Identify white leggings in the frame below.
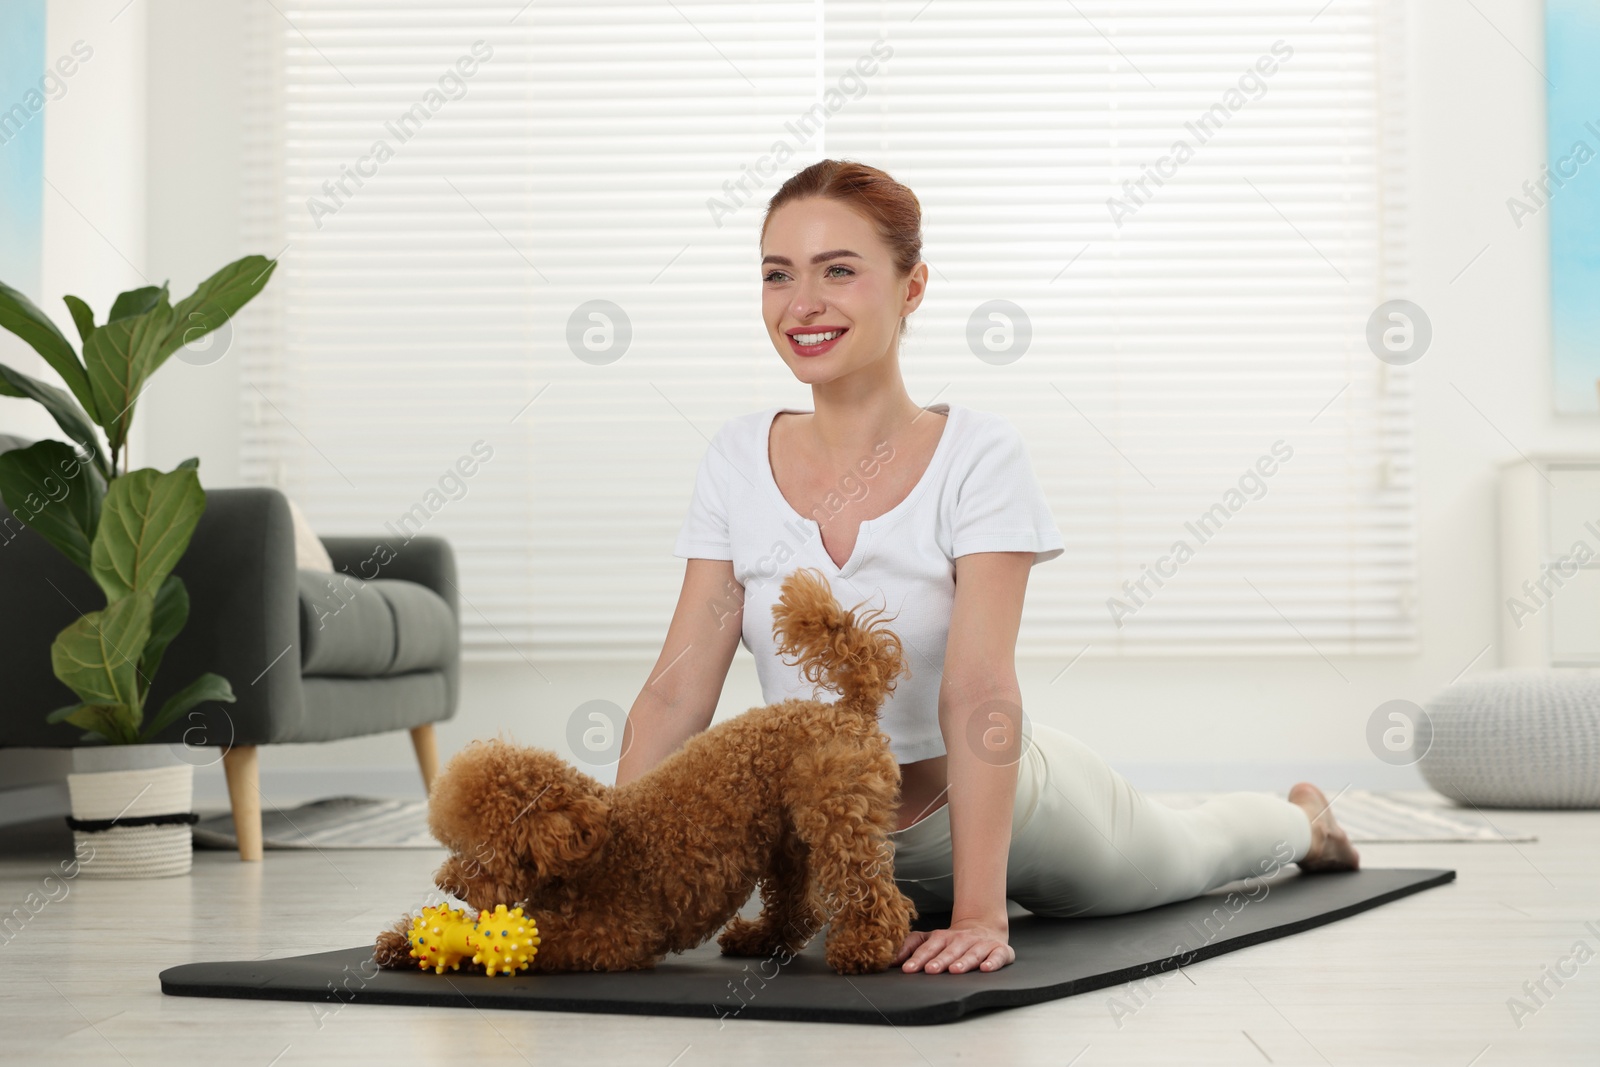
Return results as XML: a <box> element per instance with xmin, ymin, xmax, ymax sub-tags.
<box><xmin>887</xmin><ymin>722</ymin><xmax>1314</xmax><ymax>918</ymax></box>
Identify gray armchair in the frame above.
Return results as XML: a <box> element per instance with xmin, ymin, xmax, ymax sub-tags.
<box><xmin>0</xmin><ymin>434</ymin><xmax>460</xmax><ymax>860</ymax></box>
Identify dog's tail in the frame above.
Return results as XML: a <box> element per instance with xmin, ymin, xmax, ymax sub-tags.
<box><xmin>771</xmin><ymin>566</ymin><xmax>908</xmax><ymax>719</ymax></box>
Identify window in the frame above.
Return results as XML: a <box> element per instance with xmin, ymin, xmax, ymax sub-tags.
<box><xmin>240</xmin><ymin>0</ymin><xmax>1413</xmax><ymax>660</ymax></box>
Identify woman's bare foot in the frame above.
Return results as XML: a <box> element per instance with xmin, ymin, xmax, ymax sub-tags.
<box><xmin>1288</xmin><ymin>782</ymin><xmax>1360</xmax><ymax>871</ymax></box>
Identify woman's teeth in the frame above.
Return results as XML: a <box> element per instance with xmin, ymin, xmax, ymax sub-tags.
<box><xmin>794</xmin><ymin>330</ymin><xmax>843</xmax><ymax>345</ymax></box>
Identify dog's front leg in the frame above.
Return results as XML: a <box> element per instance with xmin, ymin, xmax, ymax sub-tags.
<box><xmin>434</xmin><ymin>853</ymin><xmax>525</xmax><ymax>914</ymax></box>
<box><xmin>819</xmin><ymin>847</ymin><xmax>917</xmax><ymax>974</ymax></box>
<box><xmin>793</xmin><ymin>796</ymin><xmax>917</xmax><ymax>975</ymax></box>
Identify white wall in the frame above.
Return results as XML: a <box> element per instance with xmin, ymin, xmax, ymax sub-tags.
<box><xmin>9</xmin><ymin>0</ymin><xmax>1581</xmax><ymax>803</ymax></box>
<box><xmin>1</xmin><ymin>0</ymin><xmax>146</xmax><ymax>446</ymax></box>
<box><xmin>138</xmin><ymin>0</ymin><xmax>246</xmax><ymax>485</ymax></box>
<box><xmin>42</xmin><ymin>0</ymin><xmax>147</xmax><ymax>463</ymax></box>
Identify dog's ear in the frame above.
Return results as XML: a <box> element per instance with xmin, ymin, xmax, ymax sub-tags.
<box><xmin>505</xmin><ymin>759</ymin><xmax>613</xmax><ymax>881</ymax></box>
<box><xmin>540</xmin><ymin>790</ymin><xmax>612</xmax><ymax>869</ymax></box>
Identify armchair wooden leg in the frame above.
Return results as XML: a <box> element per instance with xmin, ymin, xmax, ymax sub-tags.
<box><xmin>410</xmin><ymin>724</ymin><xmax>439</xmax><ymax>795</ymax></box>
<box><xmin>222</xmin><ymin>745</ymin><xmax>263</xmax><ymax>862</ymax></box>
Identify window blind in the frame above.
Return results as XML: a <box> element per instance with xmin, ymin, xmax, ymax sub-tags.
<box><xmin>239</xmin><ymin>0</ymin><xmax>1414</xmax><ymax>662</ymax></box>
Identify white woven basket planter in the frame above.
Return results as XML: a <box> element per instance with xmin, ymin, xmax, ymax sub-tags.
<box><xmin>1419</xmin><ymin>670</ymin><xmax>1600</xmax><ymax>809</ymax></box>
<box><xmin>67</xmin><ymin>746</ymin><xmax>196</xmax><ymax>879</ymax></box>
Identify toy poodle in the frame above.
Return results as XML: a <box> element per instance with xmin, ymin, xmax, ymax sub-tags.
<box><xmin>373</xmin><ymin>565</ymin><xmax>919</xmax><ymax>975</ymax></box>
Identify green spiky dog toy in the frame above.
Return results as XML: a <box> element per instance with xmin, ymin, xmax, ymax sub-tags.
<box><xmin>405</xmin><ymin>903</ymin><xmax>539</xmax><ymax>976</ymax></box>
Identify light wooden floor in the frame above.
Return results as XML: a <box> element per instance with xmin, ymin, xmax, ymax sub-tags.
<box><xmin>1</xmin><ymin>801</ymin><xmax>1595</xmax><ymax>1066</ymax></box>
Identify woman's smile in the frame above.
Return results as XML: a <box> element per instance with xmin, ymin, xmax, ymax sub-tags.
<box><xmin>787</xmin><ymin>325</ymin><xmax>850</xmax><ymax>357</ymax></box>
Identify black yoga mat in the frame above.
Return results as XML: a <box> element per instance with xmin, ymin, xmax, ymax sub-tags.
<box><xmin>160</xmin><ymin>867</ymin><xmax>1453</xmax><ymax>1026</ymax></box>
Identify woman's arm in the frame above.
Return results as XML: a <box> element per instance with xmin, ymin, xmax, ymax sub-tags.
<box><xmin>894</xmin><ymin>549</ymin><xmax>1035</xmax><ymax>974</ymax></box>
<box><xmin>615</xmin><ymin>558</ymin><xmax>745</xmax><ymax>786</ymax></box>
<box><xmin>944</xmin><ymin>674</ymin><xmax>1023</xmax><ymax>927</ymax></box>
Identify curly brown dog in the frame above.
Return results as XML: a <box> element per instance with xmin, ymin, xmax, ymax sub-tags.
<box><xmin>373</xmin><ymin>566</ymin><xmax>919</xmax><ymax>975</ymax></box>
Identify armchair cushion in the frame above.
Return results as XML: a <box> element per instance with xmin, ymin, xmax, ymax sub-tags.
<box><xmin>287</xmin><ymin>498</ymin><xmax>335</xmax><ymax>572</ymax></box>
<box><xmin>296</xmin><ymin>571</ymin><xmax>457</xmax><ymax>678</ymax></box>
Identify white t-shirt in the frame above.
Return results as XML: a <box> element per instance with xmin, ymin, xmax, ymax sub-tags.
<box><xmin>673</xmin><ymin>401</ymin><xmax>1065</xmax><ymax>763</ymax></box>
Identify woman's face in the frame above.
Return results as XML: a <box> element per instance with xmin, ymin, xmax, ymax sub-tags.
<box><xmin>760</xmin><ymin>196</ymin><xmax>925</xmax><ymax>384</ymax></box>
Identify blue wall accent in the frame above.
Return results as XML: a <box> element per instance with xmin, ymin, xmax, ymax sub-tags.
<box><xmin>1548</xmin><ymin>0</ymin><xmax>1600</xmax><ymax>413</ymax></box>
<box><xmin>0</xmin><ymin>0</ymin><xmax>47</xmax><ymax>302</ymax></box>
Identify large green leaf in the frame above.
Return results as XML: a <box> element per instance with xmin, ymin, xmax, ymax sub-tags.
<box><xmin>50</xmin><ymin>590</ymin><xmax>154</xmax><ymax>711</ymax></box>
<box><xmin>83</xmin><ymin>300</ymin><xmax>176</xmax><ymax>450</ymax></box>
<box><xmin>47</xmin><ymin>702</ymin><xmax>137</xmax><ymax>745</ymax></box>
<box><xmin>0</xmin><ymin>361</ymin><xmax>111</xmax><ymax>481</ymax></box>
<box><xmin>140</xmin><ymin>672</ymin><xmax>236</xmax><ymax>744</ymax></box>
<box><xmin>0</xmin><ymin>278</ymin><xmax>96</xmax><ymax>419</ymax></box>
<box><xmin>159</xmin><ymin>255</ymin><xmax>277</xmax><ymax>368</ymax></box>
<box><xmin>46</xmin><ymin>701</ymin><xmax>84</xmax><ymax>724</ymax></box>
<box><xmin>0</xmin><ymin>439</ymin><xmax>105</xmax><ymax>573</ymax></box>
<box><xmin>138</xmin><ymin>573</ymin><xmax>190</xmax><ymax>700</ymax></box>
<box><xmin>62</xmin><ymin>295</ymin><xmax>95</xmax><ymax>345</ymax></box>
<box><xmin>89</xmin><ymin>466</ymin><xmax>206</xmax><ymax>602</ymax></box>
<box><xmin>108</xmin><ymin>284</ymin><xmax>169</xmax><ymax>323</ymax></box>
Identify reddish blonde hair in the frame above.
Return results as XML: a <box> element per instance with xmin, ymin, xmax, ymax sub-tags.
<box><xmin>760</xmin><ymin>159</ymin><xmax>923</xmax><ymax>337</ymax></box>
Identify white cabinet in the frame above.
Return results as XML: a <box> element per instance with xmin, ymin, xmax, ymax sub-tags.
<box><xmin>1500</xmin><ymin>456</ymin><xmax>1600</xmax><ymax>667</ymax></box>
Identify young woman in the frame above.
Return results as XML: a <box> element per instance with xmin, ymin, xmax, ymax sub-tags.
<box><xmin>614</xmin><ymin>159</ymin><xmax>1358</xmax><ymax>978</ymax></box>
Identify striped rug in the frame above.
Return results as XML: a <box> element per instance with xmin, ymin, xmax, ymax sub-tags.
<box><xmin>193</xmin><ymin>796</ymin><xmax>437</xmax><ymax>850</ymax></box>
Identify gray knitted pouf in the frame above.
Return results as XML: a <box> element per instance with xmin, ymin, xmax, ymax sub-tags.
<box><xmin>1418</xmin><ymin>670</ymin><xmax>1600</xmax><ymax>808</ymax></box>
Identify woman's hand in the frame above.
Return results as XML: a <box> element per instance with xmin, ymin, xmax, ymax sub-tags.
<box><xmin>892</xmin><ymin>916</ymin><xmax>1014</xmax><ymax>974</ymax></box>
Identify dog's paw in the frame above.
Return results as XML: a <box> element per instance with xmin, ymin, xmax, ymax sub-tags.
<box><xmin>825</xmin><ymin>942</ymin><xmax>899</xmax><ymax>975</ymax></box>
<box><xmin>717</xmin><ymin>917</ymin><xmax>792</xmax><ymax>958</ymax></box>
<box><xmin>824</xmin><ymin>929</ymin><xmax>901</xmax><ymax>975</ymax></box>
<box><xmin>716</xmin><ymin>917</ymin><xmax>775</xmax><ymax>957</ymax></box>
<box><xmin>373</xmin><ymin>922</ymin><xmax>415</xmax><ymax>970</ymax></box>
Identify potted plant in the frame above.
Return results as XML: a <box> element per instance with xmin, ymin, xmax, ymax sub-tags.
<box><xmin>0</xmin><ymin>256</ymin><xmax>276</xmax><ymax>877</ymax></box>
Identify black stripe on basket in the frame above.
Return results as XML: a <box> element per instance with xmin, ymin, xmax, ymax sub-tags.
<box><xmin>65</xmin><ymin>811</ymin><xmax>200</xmax><ymax>833</ymax></box>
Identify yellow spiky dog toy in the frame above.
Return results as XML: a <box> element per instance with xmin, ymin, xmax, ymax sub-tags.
<box><xmin>405</xmin><ymin>903</ymin><xmax>539</xmax><ymax>976</ymax></box>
